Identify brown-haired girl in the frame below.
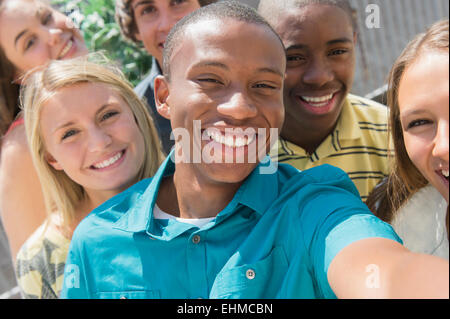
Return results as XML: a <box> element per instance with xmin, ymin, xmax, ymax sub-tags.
<box><xmin>367</xmin><ymin>20</ymin><xmax>449</xmax><ymax>259</ymax></box>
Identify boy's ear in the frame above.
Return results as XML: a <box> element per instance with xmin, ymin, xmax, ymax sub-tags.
<box><xmin>154</xmin><ymin>75</ymin><xmax>171</xmax><ymax>120</ymax></box>
<box><xmin>45</xmin><ymin>152</ymin><xmax>63</xmax><ymax>171</ymax></box>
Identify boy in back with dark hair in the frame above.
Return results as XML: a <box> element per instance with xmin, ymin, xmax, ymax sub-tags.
<box><xmin>62</xmin><ymin>1</ymin><xmax>448</xmax><ymax>299</ymax></box>
<box><xmin>115</xmin><ymin>0</ymin><xmax>217</xmax><ymax>154</ymax></box>
<box><xmin>258</xmin><ymin>0</ymin><xmax>390</xmax><ymax>201</ymax></box>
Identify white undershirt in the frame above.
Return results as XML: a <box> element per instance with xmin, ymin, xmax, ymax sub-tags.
<box><xmin>153</xmin><ymin>204</ymin><xmax>215</xmax><ymax>228</ymax></box>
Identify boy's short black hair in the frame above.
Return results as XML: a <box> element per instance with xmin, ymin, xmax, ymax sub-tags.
<box><xmin>162</xmin><ymin>0</ymin><xmax>285</xmax><ymax>80</ymax></box>
<box><xmin>258</xmin><ymin>0</ymin><xmax>357</xmax><ymax>32</ymax></box>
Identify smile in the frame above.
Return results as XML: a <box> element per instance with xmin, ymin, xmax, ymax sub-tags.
<box><xmin>204</xmin><ymin>128</ymin><xmax>256</xmax><ymax>148</ymax></box>
<box><xmin>300</xmin><ymin>94</ymin><xmax>334</xmax><ymax>107</ymax></box>
<box><xmin>441</xmin><ymin>168</ymin><xmax>449</xmax><ymax>180</ymax></box>
<box><xmin>91</xmin><ymin>151</ymin><xmax>124</xmax><ymax>169</ymax></box>
<box><xmin>58</xmin><ymin>39</ymin><xmax>73</xmax><ymax>59</ymax></box>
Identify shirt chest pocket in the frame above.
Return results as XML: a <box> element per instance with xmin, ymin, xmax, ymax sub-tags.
<box><xmin>210</xmin><ymin>246</ymin><xmax>288</xmax><ymax>299</ymax></box>
<box><xmin>94</xmin><ymin>290</ymin><xmax>160</xmax><ymax>299</ymax></box>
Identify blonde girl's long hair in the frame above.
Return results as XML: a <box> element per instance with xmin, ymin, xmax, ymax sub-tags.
<box><xmin>366</xmin><ymin>20</ymin><xmax>449</xmax><ymax>222</ymax></box>
<box><xmin>20</xmin><ymin>52</ymin><xmax>164</xmax><ymax>228</ymax></box>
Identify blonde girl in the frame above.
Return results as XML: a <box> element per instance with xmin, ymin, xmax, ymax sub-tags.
<box><xmin>16</xmin><ymin>53</ymin><xmax>163</xmax><ymax>298</ymax></box>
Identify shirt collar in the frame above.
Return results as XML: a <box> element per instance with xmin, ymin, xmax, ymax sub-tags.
<box><xmin>113</xmin><ymin>152</ymin><xmax>173</xmax><ymax>233</ymax></box>
<box><xmin>335</xmin><ymin>95</ymin><xmax>362</xmax><ymax>141</ymax></box>
<box><xmin>235</xmin><ymin>158</ymin><xmax>279</xmax><ymax>216</ymax></box>
<box><xmin>113</xmin><ymin>151</ymin><xmax>279</xmax><ymax>236</ymax></box>
<box><xmin>149</xmin><ymin>58</ymin><xmax>162</xmax><ymax>86</ymax></box>
<box><xmin>276</xmin><ymin>95</ymin><xmax>362</xmax><ymax>157</ymax></box>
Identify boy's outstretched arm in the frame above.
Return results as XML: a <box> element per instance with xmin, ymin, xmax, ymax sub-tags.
<box><xmin>328</xmin><ymin>237</ymin><xmax>449</xmax><ymax>299</ymax></box>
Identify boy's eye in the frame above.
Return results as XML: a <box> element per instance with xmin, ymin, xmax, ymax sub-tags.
<box><xmin>198</xmin><ymin>78</ymin><xmax>223</xmax><ymax>85</ymax></box>
<box><xmin>253</xmin><ymin>83</ymin><xmax>276</xmax><ymax>89</ymax></box>
<box><xmin>287</xmin><ymin>55</ymin><xmax>305</xmax><ymax>62</ymax></box>
<box><xmin>329</xmin><ymin>49</ymin><xmax>349</xmax><ymax>56</ymax></box>
<box><xmin>140</xmin><ymin>5</ymin><xmax>156</xmax><ymax>16</ymax></box>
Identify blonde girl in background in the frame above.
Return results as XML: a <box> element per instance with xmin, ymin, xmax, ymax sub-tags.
<box><xmin>15</xmin><ymin>53</ymin><xmax>163</xmax><ymax>298</ymax></box>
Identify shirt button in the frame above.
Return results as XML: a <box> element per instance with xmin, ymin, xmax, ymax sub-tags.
<box><xmin>246</xmin><ymin>269</ymin><xmax>256</xmax><ymax>280</ymax></box>
<box><xmin>192</xmin><ymin>235</ymin><xmax>201</xmax><ymax>244</ymax></box>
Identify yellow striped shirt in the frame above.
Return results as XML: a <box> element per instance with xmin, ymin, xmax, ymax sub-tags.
<box><xmin>15</xmin><ymin>217</ymin><xmax>70</xmax><ymax>299</ymax></box>
<box><xmin>272</xmin><ymin>94</ymin><xmax>391</xmax><ymax>201</ymax></box>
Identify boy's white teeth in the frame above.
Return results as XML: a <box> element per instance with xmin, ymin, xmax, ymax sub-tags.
<box><xmin>442</xmin><ymin>169</ymin><xmax>449</xmax><ymax>178</ymax></box>
<box><xmin>205</xmin><ymin>129</ymin><xmax>255</xmax><ymax>148</ymax></box>
<box><xmin>59</xmin><ymin>40</ymin><xmax>73</xmax><ymax>58</ymax></box>
<box><xmin>93</xmin><ymin>152</ymin><xmax>123</xmax><ymax>169</ymax></box>
<box><xmin>302</xmin><ymin>94</ymin><xmax>333</xmax><ymax>104</ymax></box>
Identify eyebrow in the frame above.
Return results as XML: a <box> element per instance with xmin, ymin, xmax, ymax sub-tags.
<box><xmin>285</xmin><ymin>37</ymin><xmax>354</xmax><ymax>51</ymax></box>
<box><xmin>191</xmin><ymin>61</ymin><xmax>229</xmax><ymax>70</ymax></box>
<box><xmin>52</xmin><ymin>104</ymin><xmax>114</xmax><ymax>133</ymax></box>
<box><xmin>14</xmin><ymin>30</ymin><xmax>28</xmax><ymax>48</ymax></box>
<box><xmin>14</xmin><ymin>6</ymin><xmax>45</xmax><ymax>49</ymax></box>
<box><xmin>327</xmin><ymin>37</ymin><xmax>354</xmax><ymax>45</ymax></box>
<box><xmin>190</xmin><ymin>61</ymin><xmax>284</xmax><ymax>77</ymax></box>
<box><xmin>400</xmin><ymin>108</ymin><xmax>427</xmax><ymax>119</ymax></box>
<box><xmin>133</xmin><ymin>0</ymin><xmax>154</xmax><ymax>10</ymax></box>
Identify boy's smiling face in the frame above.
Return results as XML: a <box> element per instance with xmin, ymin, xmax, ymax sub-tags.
<box><xmin>270</xmin><ymin>4</ymin><xmax>356</xmax><ymax>141</ymax></box>
<box><xmin>155</xmin><ymin>17</ymin><xmax>286</xmax><ymax>185</ymax></box>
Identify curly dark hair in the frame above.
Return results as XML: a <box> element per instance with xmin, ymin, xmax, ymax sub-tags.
<box><xmin>115</xmin><ymin>0</ymin><xmax>217</xmax><ymax>44</ymax></box>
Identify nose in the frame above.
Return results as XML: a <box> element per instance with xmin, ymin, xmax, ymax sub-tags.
<box><xmin>432</xmin><ymin>121</ymin><xmax>449</xmax><ymax>161</ymax></box>
<box><xmin>46</xmin><ymin>28</ymin><xmax>63</xmax><ymax>46</ymax></box>
<box><xmin>216</xmin><ymin>89</ymin><xmax>258</xmax><ymax>121</ymax></box>
<box><xmin>302</xmin><ymin>57</ymin><xmax>334</xmax><ymax>87</ymax></box>
<box><xmin>87</xmin><ymin>127</ymin><xmax>113</xmax><ymax>153</ymax></box>
<box><xmin>157</xmin><ymin>11</ymin><xmax>177</xmax><ymax>34</ymax></box>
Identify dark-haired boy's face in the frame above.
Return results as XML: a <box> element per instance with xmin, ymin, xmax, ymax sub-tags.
<box><xmin>271</xmin><ymin>4</ymin><xmax>356</xmax><ymax>138</ymax></box>
<box><xmin>132</xmin><ymin>0</ymin><xmax>201</xmax><ymax>66</ymax></box>
<box><xmin>155</xmin><ymin>18</ymin><xmax>285</xmax><ymax>185</ymax></box>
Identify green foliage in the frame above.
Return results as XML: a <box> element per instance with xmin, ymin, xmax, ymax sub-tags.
<box><xmin>52</xmin><ymin>0</ymin><xmax>152</xmax><ymax>86</ymax></box>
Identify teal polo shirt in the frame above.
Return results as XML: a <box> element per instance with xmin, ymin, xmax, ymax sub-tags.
<box><xmin>61</xmin><ymin>154</ymin><xmax>401</xmax><ymax>299</ymax></box>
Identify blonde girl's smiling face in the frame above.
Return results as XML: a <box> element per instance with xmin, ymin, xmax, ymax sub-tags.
<box><xmin>40</xmin><ymin>82</ymin><xmax>146</xmax><ymax>197</ymax></box>
<box><xmin>0</xmin><ymin>0</ymin><xmax>88</xmax><ymax>78</ymax></box>
<box><xmin>398</xmin><ymin>51</ymin><xmax>449</xmax><ymax>203</ymax></box>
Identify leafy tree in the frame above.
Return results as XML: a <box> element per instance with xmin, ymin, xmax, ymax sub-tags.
<box><xmin>52</xmin><ymin>0</ymin><xmax>152</xmax><ymax>86</ymax></box>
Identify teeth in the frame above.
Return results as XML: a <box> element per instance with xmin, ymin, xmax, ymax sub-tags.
<box><xmin>93</xmin><ymin>152</ymin><xmax>123</xmax><ymax>169</ymax></box>
<box><xmin>205</xmin><ymin>129</ymin><xmax>255</xmax><ymax>148</ymax></box>
<box><xmin>442</xmin><ymin>169</ymin><xmax>449</xmax><ymax>178</ymax></box>
<box><xmin>301</xmin><ymin>94</ymin><xmax>333</xmax><ymax>104</ymax></box>
<box><xmin>58</xmin><ymin>40</ymin><xmax>73</xmax><ymax>59</ymax></box>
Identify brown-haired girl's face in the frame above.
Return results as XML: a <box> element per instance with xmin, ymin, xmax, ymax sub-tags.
<box><xmin>0</xmin><ymin>0</ymin><xmax>88</xmax><ymax>80</ymax></box>
<box><xmin>398</xmin><ymin>51</ymin><xmax>449</xmax><ymax>203</ymax></box>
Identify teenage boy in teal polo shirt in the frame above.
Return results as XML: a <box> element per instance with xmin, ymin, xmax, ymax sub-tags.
<box><xmin>61</xmin><ymin>2</ymin><xmax>449</xmax><ymax>299</ymax></box>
